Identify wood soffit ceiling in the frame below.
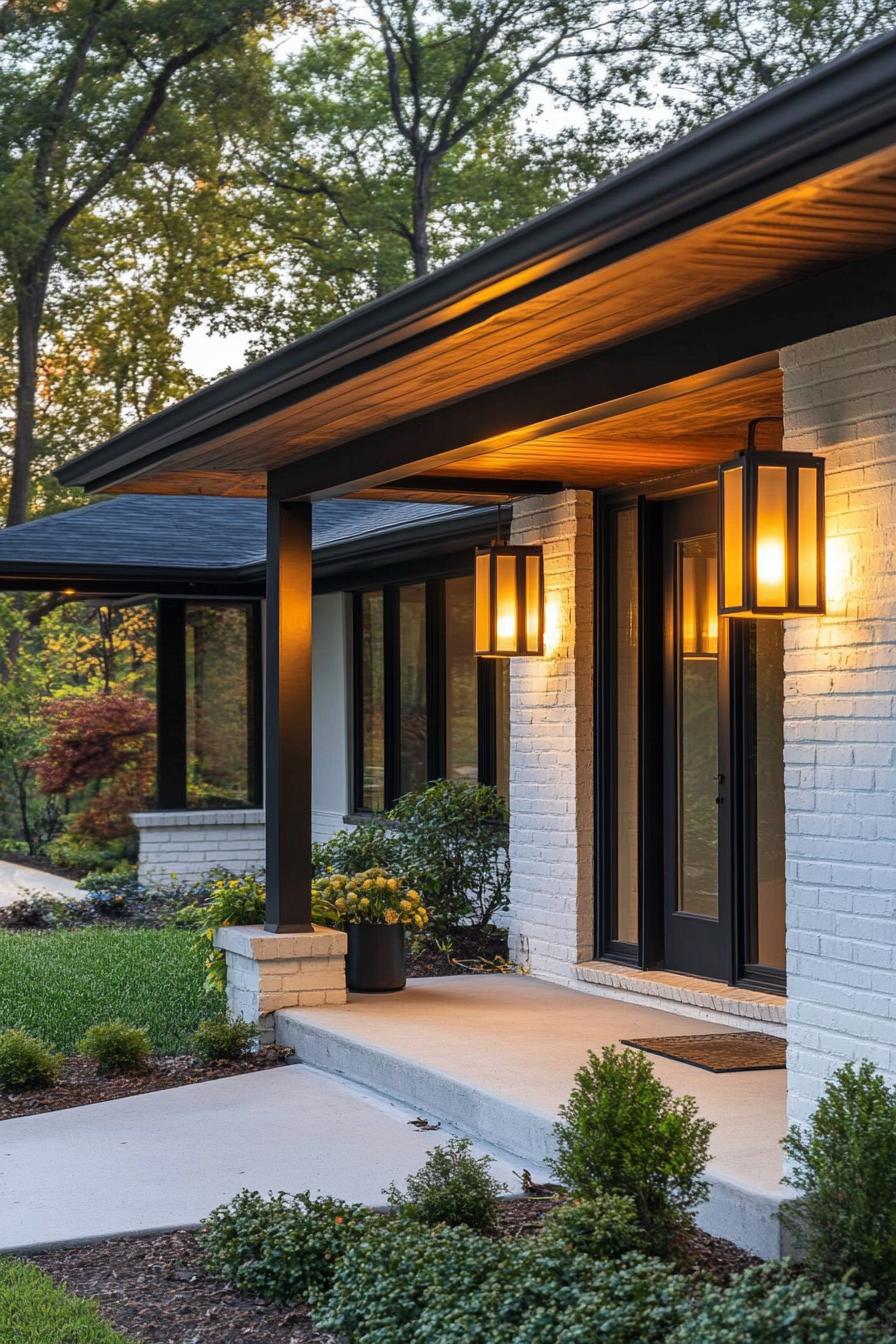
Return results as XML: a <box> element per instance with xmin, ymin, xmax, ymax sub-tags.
<box><xmin>108</xmin><ymin>144</ymin><xmax>896</xmax><ymax>500</ymax></box>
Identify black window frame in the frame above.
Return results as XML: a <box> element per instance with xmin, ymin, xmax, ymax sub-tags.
<box><xmin>351</xmin><ymin>563</ymin><xmax>505</xmax><ymax>815</ymax></box>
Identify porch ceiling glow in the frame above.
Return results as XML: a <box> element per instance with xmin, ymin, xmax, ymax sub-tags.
<box><xmin>55</xmin><ymin>33</ymin><xmax>896</xmax><ymax>505</ymax></box>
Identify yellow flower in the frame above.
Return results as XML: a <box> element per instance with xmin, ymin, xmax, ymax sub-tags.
<box><xmin>359</xmin><ymin>896</ymin><xmax>370</xmax><ymax>909</ymax></box>
<box><xmin>376</xmin><ymin>876</ymin><xmax>387</xmax><ymax>889</ymax></box>
<box><xmin>407</xmin><ymin>890</ymin><xmax>420</xmax><ymax>903</ymax></box>
<box><xmin>399</xmin><ymin>899</ymin><xmax>411</xmax><ymax>912</ymax></box>
<box><xmin>334</xmin><ymin>897</ymin><xmax>346</xmax><ymax>911</ymax></box>
<box><xmin>363</xmin><ymin>879</ymin><xmax>374</xmax><ymax>891</ymax></box>
<box><xmin>387</xmin><ymin>878</ymin><xmax>399</xmax><ymax>891</ymax></box>
<box><xmin>384</xmin><ymin>908</ymin><xmax>399</xmax><ymax>925</ymax></box>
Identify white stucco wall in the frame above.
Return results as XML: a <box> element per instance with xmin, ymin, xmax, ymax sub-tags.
<box><xmin>783</xmin><ymin>316</ymin><xmax>896</xmax><ymax>1126</ymax></box>
<box><xmin>506</xmin><ymin>490</ymin><xmax>595</xmax><ymax>981</ymax></box>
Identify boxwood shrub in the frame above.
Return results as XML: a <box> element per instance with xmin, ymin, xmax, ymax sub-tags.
<box><xmin>384</xmin><ymin>1138</ymin><xmax>506</xmax><ymax>1232</ymax></box>
<box><xmin>198</xmin><ymin>1188</ymin><xmax>374</xmax><ymax>1306</ymax></box>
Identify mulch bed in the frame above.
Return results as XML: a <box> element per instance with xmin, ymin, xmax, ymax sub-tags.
<box><xmin>26</xmin><ymin>1204</ymin><xmax>757</xmax><ymax>1344</ymax></box>
<box><xmin>0</xmin><ymin>1046</ymin><xmax>293</xmax><ymax>1121</ymax></box>
<box><xmin>407</xmin><ymin>926</ymin><xmax>510</xmax><ymax>977</ymax></box>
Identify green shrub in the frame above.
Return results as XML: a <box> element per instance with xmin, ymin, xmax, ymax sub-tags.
<box><xmin>0</xmin><ymin>1028</ymin><xmax>61</xmax><ymax>1089</ymax></box>
<box><xmin>176</xmin><ymin>871</ymin><xmax>266</xmax><ymax>992</ymax></box>
<box><xmin>198</xmin><ymin>1188</ymin><xmax>373</xmax><ymax>1306</ymax></box>
<box><xmin>550</xmin><ymin>1045</ymin><xmax>713</xmax><ymax>1251</ymax></box>
<box><xmin>315</xmin><ymin>1218</ymin><xmax>506</xmax><ymax>1343</ymax></box>
<box><xmin>539</xmin><ymin>1192</ymin><xmax>643</xmax><ymax>1259</ymax></box>
<box><xmin>313</xmin><ymin>822</ymin><xmax>398</xmax><ymax>878</ymax></box>
<box><xmin>79</xmin><ymin>1020</ymin><xmax>150</xmax><ymax>1073</ymax></box>
<box><xmin>317</xmin><ymin>1216</ymin><xmax>690</xmax><ymax>1344</ymax></box>
<box><xmin>781</xmin><ymin>1060</ymin><xmax>896</xmax><ymax>1304</ymax></box>
<box><xmin>387</xmin><ymin>780</ymin><xmax>509</xmax><ymax>936</ymax></box>
<box><xmin>384</xmin><ymin>1138</ymin><xmax>506</xmax><ymax>1232</ymax></box>
<box><xmin>670</xmin><ymin>1261</ymin><xmax>893</xmax><ymax>1344</ymax></box>
<box><xmin>191</xmin><ymin>1017</ymin><xmax>256</xmax><ymax>1061</ymax></box>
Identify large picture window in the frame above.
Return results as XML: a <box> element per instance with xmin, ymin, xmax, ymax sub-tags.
<box><xmin>353</xmin><ymin>571</ymin><xmax>510</xmax><ymax>812</ymax></box>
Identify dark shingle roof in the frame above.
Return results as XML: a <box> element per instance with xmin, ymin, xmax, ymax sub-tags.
<box><xmin>0</xmin><ymin>495</ymin><xmax>481</xmax><ymax>582</ymax></box>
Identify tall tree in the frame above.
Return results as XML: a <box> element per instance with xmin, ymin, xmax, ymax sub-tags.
<box><xmin>247</xmin><ymin>0</ymin><xmax>665</xmax><ymax>343</ymax></box>
<box><xmin>0</xmin><ymin>0</ymin><xmax>304</xmax><ymax>525</ymax></box>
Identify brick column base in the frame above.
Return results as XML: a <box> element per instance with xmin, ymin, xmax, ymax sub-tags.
<box><xmin>214</xmin><ymin>925</ymin><xmax>347</xmax><ymax>1042</ymax></box>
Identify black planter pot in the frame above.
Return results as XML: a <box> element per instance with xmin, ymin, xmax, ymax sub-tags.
<box><xmin>346</xmin><ymin>923</ymin><xmax>406</xmax><ymax>993</ymax></box>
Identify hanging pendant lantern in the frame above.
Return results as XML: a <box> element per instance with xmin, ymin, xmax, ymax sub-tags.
<box><xmin>474</xmin><ymin>539</ymin><xmax>544</xmax><ymax>657</ymax></box>
<box><xmin>718</xmin><ymin>419</ymin><xmax>825</xmax><ymax>618</ymax></box>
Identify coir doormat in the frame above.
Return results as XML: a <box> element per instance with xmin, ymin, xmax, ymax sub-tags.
<box><xmin>620</xmin><ymin>1031</ymin><xmax>786</xmax><ymax>1073</ymax></box>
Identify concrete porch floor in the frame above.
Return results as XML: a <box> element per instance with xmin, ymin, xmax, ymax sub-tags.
<box><xmin>277</xmin><ymin>974</ymin><xmax>791</xmax><ymax>1258</ymax></box>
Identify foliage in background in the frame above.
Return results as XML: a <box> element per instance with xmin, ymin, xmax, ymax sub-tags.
<box><xmin>178</xmin><ymin>870</ymin><xmax>266</xmax><ymax>993</ymax></box>
<box><xmin>0</xmin><ymin>927</ymin><xmax>223</xmax><ymax>1054</ymax></box>
<box><xmin>0</xmin><ymin>1258</ymin><xmax>136</xmax><ymax>1344</ymax></box>
<box><xmin>782</xmin><ymin>1060</ymin><xmax>896</xmax><ymax>1307</ymax></box>
<box><xmin>550</xmin><ymin>1045</ymin><xmax>714</xmax><ymax>1252</ymax></box>
<box><xmin>32</xmin><ymin>693</ymin><xmax>155</xmax><ymax>842</ymax></box>
<box><xmin>388</xmin><ymin>781</ymin><xmax>510</xmax><ymax>937</ymax></box>
<box><xmin>384</xmin><ymin>1138</ymin><xmax>506</xmax><ymax>1232</ymax></box>
<box><xmin>199</xmin><ymin>1188</ymin><xmax>375</xmax><ymax>1306</ymax></box>
<box><xmin>78</xmin><ymin>1020</ymin><xmax>151</xmax><ymax>1074</ymax></box>
<box><xmin>0</xmin><ymin>1026</ymin><xmax>61</xmax><ymax>1089</ymax></box>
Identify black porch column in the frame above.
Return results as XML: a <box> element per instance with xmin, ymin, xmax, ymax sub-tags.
<box><xmin>156</xmin><ymin>598</ymin><xmax>187</xmax><ymax>810</ymax></box>
<box><xmin>265</xmin><ymin>497</ymin><xmax>314</xmax><ymax>932</ymax></box>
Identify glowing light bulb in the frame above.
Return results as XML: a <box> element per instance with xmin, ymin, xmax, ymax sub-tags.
<box><xmin>756</xmin><ymin>540</ymin><xmax>784</xmax><ymax>586</ymax></box>
<box><xmin>497</xmin><ymin>613</ymin><xmax>516</xmax><ymax>641</ymax></box>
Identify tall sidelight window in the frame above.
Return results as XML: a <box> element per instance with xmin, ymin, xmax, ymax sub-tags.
<box><xmin>359</xmin><ymin>590</ymin><xmax>385</xmax><ymax>812</ymax></box>
<box><xmin>748</xmin><ymin>620</ymin><xmax>786</xmax><ymax>971</ymax></box>
<box><xmin>399</xmin><ymin>585</ymin><xmax>427</xmax><ymax>795</ymax></box>
<box><xmin>676</xmin><ymin>536</ymin><xmax>719</xmax><ymax>920</ymax></box>
<box><xmin>613</xmin><ymin>508</ymin><xmax>640</xmax><ymax>946</ymax></box>
<box><xmin>445</xmin><ymin>575</ymin><xmax>478</xmax><ymax>783</ymax></box>
<box><xmin>354</xmin><ymin>570</ymin><xmax>509</xmax><ymax>812</ymax></box>
<box><xmin>185</xmin><ymin>603</ymin><xmax>259</xmax><ymax>808</ymax></box>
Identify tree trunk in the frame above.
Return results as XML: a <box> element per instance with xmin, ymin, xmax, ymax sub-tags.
<box><xmin>410</xmin><ymin>156</ymin><xmax>434</xmax><ymax>278</ymax></box>
<box><xmin>7</xmin><ymin>282</ymin><xmax>46</xmax><ymax>527</ymax></box>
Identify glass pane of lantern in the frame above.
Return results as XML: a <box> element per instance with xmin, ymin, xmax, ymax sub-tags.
<box><xmin>475</xmin><ymin>552</ymin><xmax>491</xmax><ymax>653</ymax></box>
<box><xmin>495</xmin><ymin>553</ymin><xmax>518</xmax><ymax>652</ymax></box>
<box><xmin>798</xmin><ymin>467</ymin><xmax>819</xmax><ymax>608</ymax></box>
<box><xmin>722</xmin><ymin>465</ymin><xmax>744</xmax><ymax>609</ymax></box>
<box><xmin>525</xmin><ymin>553</ymin><xmax>541</xmax><ymax>652</ymax></box>
<box><xmin>755</xmin><ymin>465</ymin><xmax>788</xmax><ymax>607</ymax></box>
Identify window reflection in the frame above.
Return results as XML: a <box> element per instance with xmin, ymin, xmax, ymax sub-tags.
<box><xmin>360</xmin><ymin>591</ymin><xmax>385</xmax><ymax>812</ymax></box>
<box><xmin>185</xmin><ymin>604</ymin><xmax>253</xmax><ymax>807</ymax></box>
<box><xmin>445</xmin><ymin>575</ymin><xmax>478</xmax><ymax>783</ymax></box>
<box><xmin>399</xmin><ymin>585</ymin><xmax>427</xmax><ymax>796</ymax></box>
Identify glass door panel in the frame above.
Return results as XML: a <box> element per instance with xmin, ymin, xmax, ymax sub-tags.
<box><xmin>678</xmin><ymin>538</ymin><xmax>719</xmax><ymax>920</ymax></box>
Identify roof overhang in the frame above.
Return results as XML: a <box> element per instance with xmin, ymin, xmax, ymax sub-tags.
<box><xmin>56</xmin><ymin>32</ymin><xmax>896</xmax><ymax>502</ymax></box>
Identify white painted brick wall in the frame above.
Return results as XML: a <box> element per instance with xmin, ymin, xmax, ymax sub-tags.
<box><xmin>507</xmin><ymin>490</ymin><xmax>594</xmax><ymax>981</ymax></box>
<box><xmin>782</xmin><ymin>316</ymin><xmax>896</xmax><ymax>1126</ymax></box>
<box><xmin>132</xmin><ymin>810</ymin><xmax>266</xmax><ymax>885</ymax></box>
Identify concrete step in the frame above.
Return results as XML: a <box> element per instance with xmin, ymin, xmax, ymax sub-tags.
<box><xmin>275</xmin><ymin>1003</ymin><xmax>792</xmax><ymax>1259</ymax></box>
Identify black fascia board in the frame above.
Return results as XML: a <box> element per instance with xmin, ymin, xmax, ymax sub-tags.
<box><xmin>56</xmin><ymin>31</ymin><xmax>896</xmax><ymax>494</ymax></box>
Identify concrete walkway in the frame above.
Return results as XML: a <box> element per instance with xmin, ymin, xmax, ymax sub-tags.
<box><xmin>277</xmin><ymin>975</ymin><xmax>791</xmax><ymax>1257</ymax></box>
<box><xmin>0</xmin><ymin>1064</ymin><xmax>546</xmax><ymax>1254</ymax></box>
<box><xmin>0</xmin><ymin>858</ymin><xmax>82</xmax><ymax>908</ymax></box>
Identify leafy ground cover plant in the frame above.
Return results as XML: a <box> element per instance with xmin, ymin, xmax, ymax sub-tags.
<box><xmin>0</xmin><ymin>928</ymin><xmax>222</xmax><ymax>1054</ymax></box>
<box><xmin>384</xmin><ymin>1138</ymin><xmax>505</xmax><ymax>1232</ymax></box>
<box><xmin>177</xmin><ymin>872</ymin><xmax>266</xmax><ymax>993</ymax></box>
<box><xmin>191</xmin><ymin>1017</ymin><xmax>256</xmax><ymax>1062</ymax></box>
<box><xmin>79</xmin><ymin>1021</ymin><xmax>150</xmax><ymax>1073</ymax></box>
<box><xmin>781</xmin><ymin>1060</ymin><xmax>896</xmax><ymax>1306</ymax></box>
<box><xmin>670</xmin><ymin>1261</ymin><xmax>896</xmax><ymax>1344</ymax></box>
<box><xmin>550</xmin><ymin>1045</ymin><xmax>714</xmax><ymax>1251</ymax></box>
<box><xmin>198</xmin><ymin>1188</ymin><xmax>374</xmax><ymax>1306</ymax></box>
<box><xmin>0</xmin><ymin>1027</ymin><xmax>61</xmax><ymax>1089</ymax></box>
<box><xmin>387</xmin><ymin>780</ymin><xmax>509</xmax><ymax>939</ymax></box>
<box><xmin>0</xmin><ymin>893</ymin><xmax>69</xmax><ymax>929</ymax></box>
<box><xmin>0</xmin><ymin>1258</ymin><xmax>135</xmax><ymax>1343</ymax></box>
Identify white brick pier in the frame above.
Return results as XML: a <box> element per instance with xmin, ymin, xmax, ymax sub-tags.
<box><xmin>783</xmin><ymin>315</ymin><xmax>896</xmax><ymax>1126</ymax></box>
<box><xmin>215</xmin><ymin>924</ymin><xmax>347</xmax><ymax>1042</ymax></box>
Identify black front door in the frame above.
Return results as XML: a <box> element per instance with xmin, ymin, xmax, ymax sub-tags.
<box><xmin>662</xmin><ymin>492</ymin><xmax>731</xmax><ymax>980</ymax></box>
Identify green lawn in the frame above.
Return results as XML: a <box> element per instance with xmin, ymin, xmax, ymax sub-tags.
<box><xmin>0</xmin><ymin>1260</ymin><xmax>134</xmax><ymax>1343</ymax></box>
<box><xmin>0</xmin><ymin>928</ymin><xmax>225</xmax><ymax>1055</ymax></box>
